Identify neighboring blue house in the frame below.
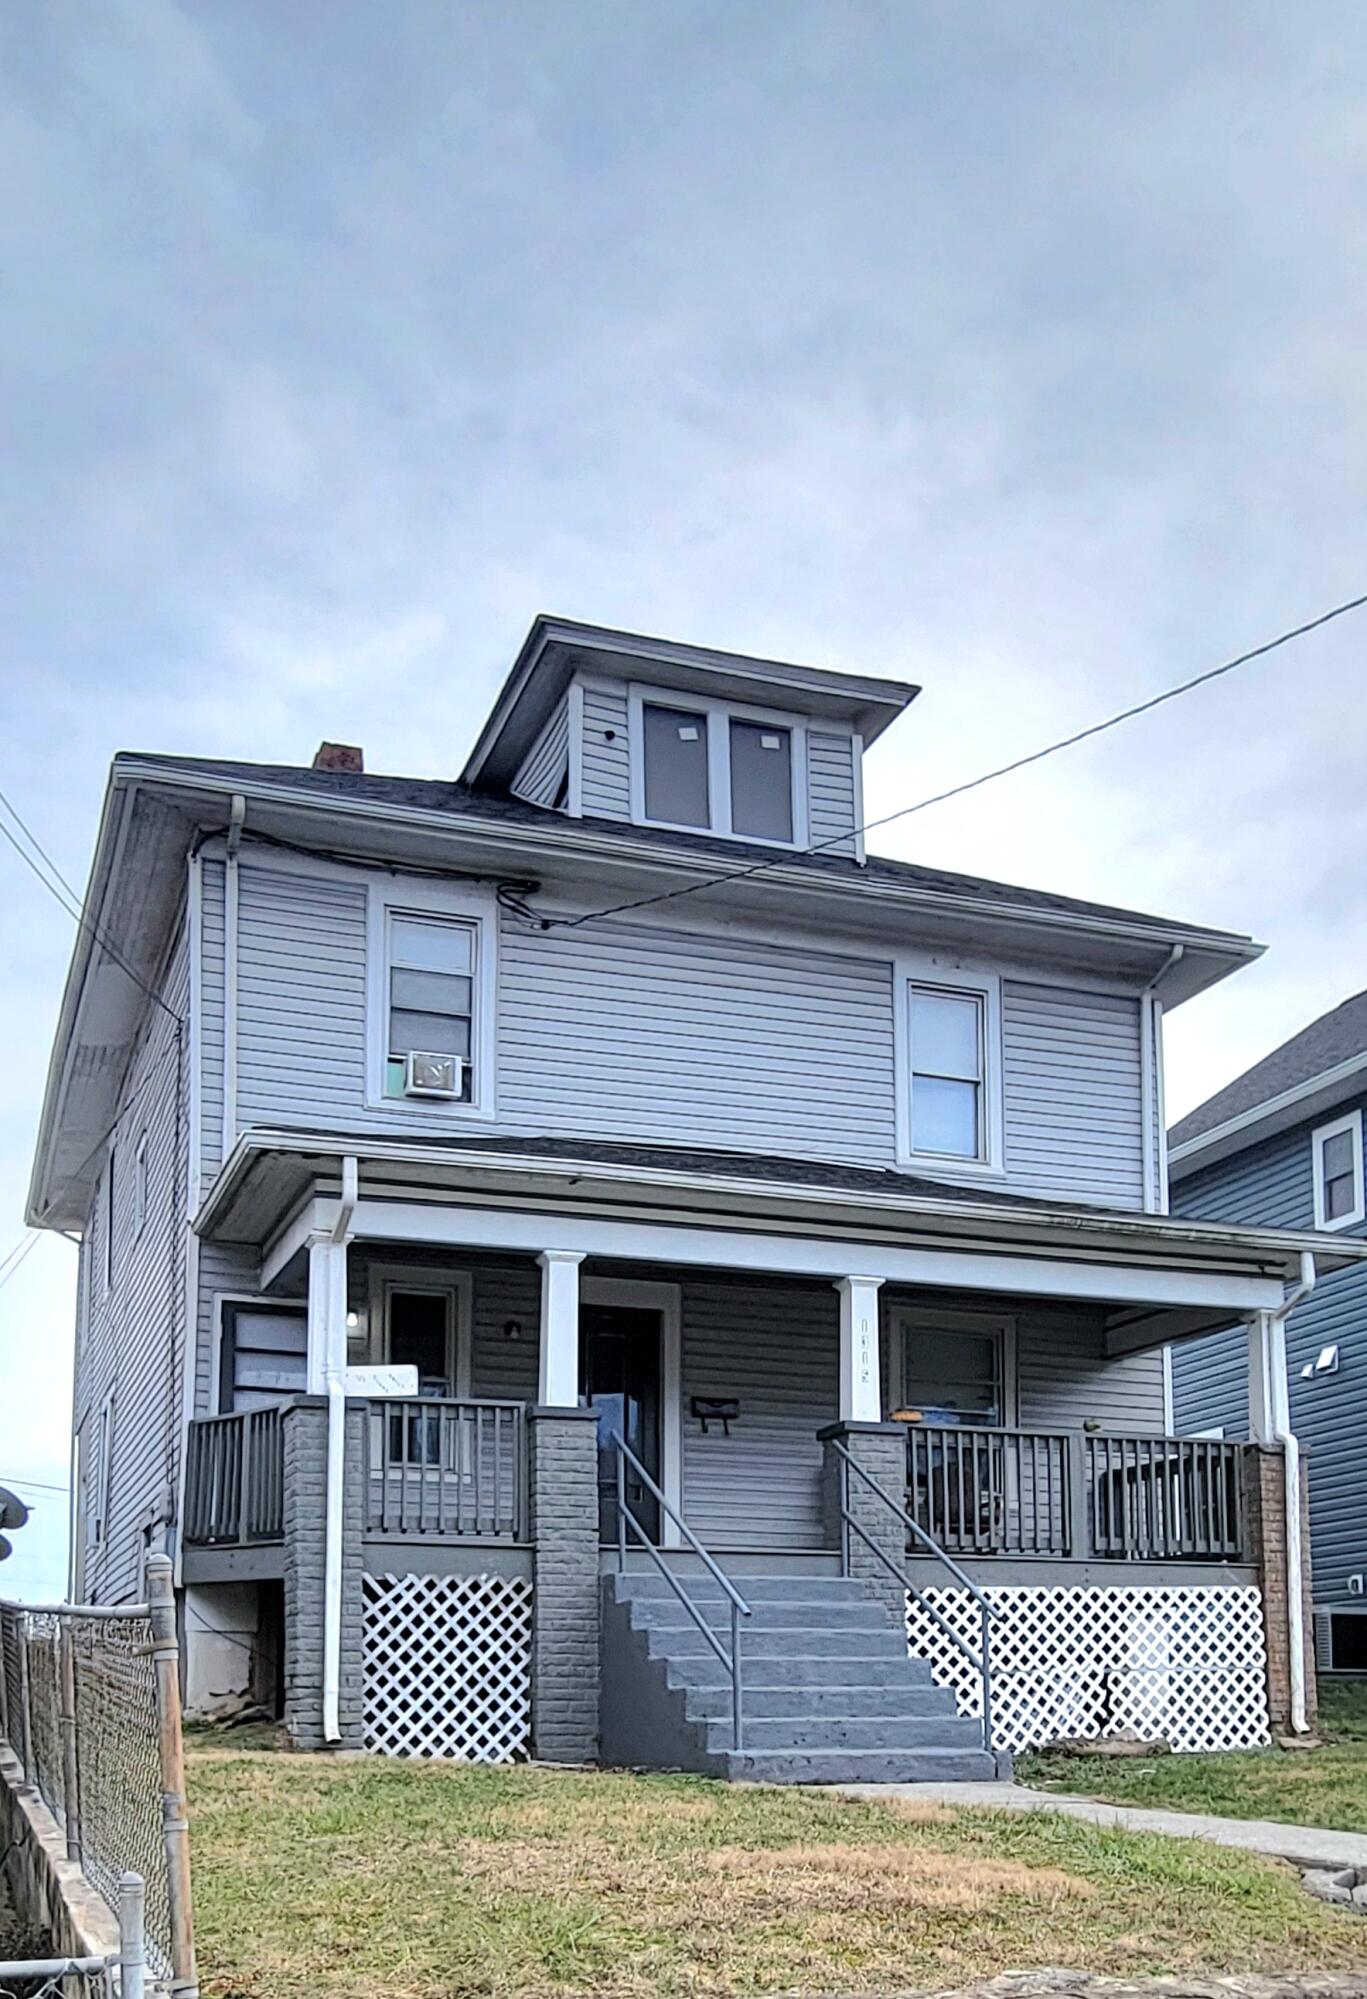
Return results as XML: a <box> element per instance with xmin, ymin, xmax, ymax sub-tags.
<box><xmin>1170</xmin><ymin>990</ymin><xmax>1367</xmax><ymax>1676</ymax></box>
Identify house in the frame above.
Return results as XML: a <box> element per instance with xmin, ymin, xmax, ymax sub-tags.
<box><xmin>1169</xmin><ymin>989</ymin><xmax>1367</xmax><ymax>1681</ymax></box>
<box><xmin>28</xmin><ymin>617</ymin><xmax>1365</xmax><ymax>1780</ymax></box>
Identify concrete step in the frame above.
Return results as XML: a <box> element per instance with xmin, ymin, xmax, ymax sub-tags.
<box><xmin>683</xmin><ymin>1680</ymin><xmax>957</xmax><ymax>1722</ymax></box>
<box><xmin>668</xmin><ymin>1651</ymin><xmax>934</xmax><ymax>1690</ymax></box>
<box><xmin>703</xmin><ymin>1713</ymin><xmax>983</xmax><ymax>1754</ymax></box>
<box><xmin>711</xmin><ymin>1746</ymin><xmax>998</xmax><ymax>1784</ymax></box>
<box><xmin>612</xmin><ymin>1573</ymin><xmax>868</xmax><ymax>1604</ymax></box>
<box><xmin>648</xmin><ymin>1624</ymin><xmax>908</xmax><ymax>1661</ymax></box>
<box><xmin>627</xmin><ymin>1596</ymin><xmax>890</xmax><ymax>1633</ymax></box>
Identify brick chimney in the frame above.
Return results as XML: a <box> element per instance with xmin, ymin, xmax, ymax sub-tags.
<box><xmin>312</xmin><ymin>741</ymin><xmax>364</xmax><ymax>774</ymax></box>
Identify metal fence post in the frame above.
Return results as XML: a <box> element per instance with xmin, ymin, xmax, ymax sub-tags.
<box><xmin>119</xmin><ymin>1871</ymin><xmax>147</xmax><ymax>1999</ymax></box>
<box><xmin>58</xmin><ymin>1617</ymin><xmax>82</xmax><ymax>1863</ymax></box>
<box><xmin>145</xmin><ymin>1554</ymin><xmax>198</xmax><ymax>1998</ymax></box>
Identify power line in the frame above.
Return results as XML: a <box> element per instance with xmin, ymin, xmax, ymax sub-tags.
<box><xmin>0</xmin><ymin>1474</ymin><xmax>69</xmax><ymax>1496</ymax></box>
<box><xmin>0</xmin><ymin>784</ymin><xmax>184</xmax><ymax>1025</ymax></box>
<box><xmin>532</xmin><ymin>588</ymin><xmax>1367</xmax><ymax>933</ymax></box>
<box><xmin>0</xmin><ymin>1230</ymin><xmax>38</xmax><ymax>1283</ymax></box>
<box><xmin>0</xmin><ymin>1233</ymin><xmax>41</xmax><ymax>1294</ymax></box>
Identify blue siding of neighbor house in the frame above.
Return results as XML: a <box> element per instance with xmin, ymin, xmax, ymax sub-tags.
<box><xmin>207</xmin><ymin>858</ymin><xmax>1151</xmax><ymax>1209</ymax></box>
<box><xmin>73</xmin><ymin>915</ymin><xmax>190</xmax><ymax>1604</ymax></box>
<box><xmin>1172</xmin><ymin>1098</ymin><xmax>1367</xmax><ymax>1604</ymax></box>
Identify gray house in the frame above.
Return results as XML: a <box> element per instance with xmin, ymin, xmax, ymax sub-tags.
<box><xmin>1170</xmin><ymin>990</ymin><xmax>1367</xmax><ymax>1678</ymax></box>
<box><xmin>29</xmin><ymin>617</ymin><xmax>1363</xmax><ymax>1780</ymax></box>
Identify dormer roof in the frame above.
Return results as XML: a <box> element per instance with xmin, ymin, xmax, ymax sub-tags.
<box><xmin>460</xmin><ymin>615</ymin><xmax>920</xmax><ymax>792</ymax></box>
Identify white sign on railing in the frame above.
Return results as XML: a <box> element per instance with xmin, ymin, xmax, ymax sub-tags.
<box><xmin>342</xmin><ymin>1365</ymin><xmax>420</xmax><ymax>1398</ymax></box>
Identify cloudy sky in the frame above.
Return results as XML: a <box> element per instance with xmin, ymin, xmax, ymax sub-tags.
<box><xmin>2</xmin><ymin>0</ymin><xmax>1365</xmax><ymax>1597</ymax></box>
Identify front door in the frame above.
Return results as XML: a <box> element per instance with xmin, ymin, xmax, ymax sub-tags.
<box><xmin>580</xmin><ymin>1304</ymin><xmax>662</xmax><ymax>1544</ymax></box>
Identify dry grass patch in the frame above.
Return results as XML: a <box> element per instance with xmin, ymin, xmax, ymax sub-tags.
<box><xmin>186</xmin><ymin>1752</ymin><xmax>1366</xmax><ymax>1998</ymax></box>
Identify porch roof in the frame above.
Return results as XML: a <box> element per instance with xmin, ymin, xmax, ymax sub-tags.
<box><xmin>197</xmin><ymin>1128</ymin><xmax>1367</xmax><ymax>1352</ymax></box>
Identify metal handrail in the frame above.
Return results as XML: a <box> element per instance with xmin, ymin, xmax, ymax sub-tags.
<box><xmin>610</xmin><ymin>1434</ymin><xmax>752</xmax><ymax>1750</ymax></box>
<box><xmin>831</xmin><ymin>1438</ymin><xmax>999</xmax><ymax>1759</ymax></box>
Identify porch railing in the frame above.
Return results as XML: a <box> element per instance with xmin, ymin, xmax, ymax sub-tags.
<box><xmin>904</xmin><ymin>1426</ymin><xmax>1247</xmax><ymax>1564</ymax></box>
<box><xmin>365</xmin><ymin>1398</ymin><xmax>525</xmax><ymax>1540</ymax></box>
<box><xmin>184</xmin><ymin>1406</ymin><xmax>285</xmax><ymax>1546</ymax></box>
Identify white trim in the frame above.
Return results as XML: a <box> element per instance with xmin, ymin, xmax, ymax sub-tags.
<box><xmin>1171</xmin><ymin>1052</ymin><xmax>1367</xmax><ymax>1175</ymax></box>
<box><xmin>537</xmin><ymin>1248</ymin><xmax>585</xmax><ymax>1405</ymax></box>
<box><xmin>364</xmin><ymin>875</ymin><xmax>499</xmax><ymax>1121</ymax></box>
<box><xmin>835</xmin><ymin>1275</ymin><xmax>884</xmax><ymax>1422</ymax></box>
<box><xmin>894</xmin><ymin>961</ymin><xmax>1004</xmax><ymax>1176</ymax></box>
<box><xmin>1313</xmin><ymin>1108</ymin><xmax>1365</xmax><ymax>1232</ymax></box>
<box><xmin>1154</xmin><ymin>998</ymin><xmax>1171</xmax><ymax>1213</ymax></box>
<box><xmin>849</xmin><ymin>730</ymin><xmax>867</xmax><ymax>865</ymax></box>
<box><xmin>366</xmin><ymin>1261</ymin><xmax>473</xmax><ymax>1397</ymax></box>
<box><xmin>566</xmin><ymin>678</ymin><xmax>585</xmax><ymax>818</ymax></box>
<box><xmin>94</xmin><ymin>1386</ymin><xmax>116</xmax><ymax>1547</ymax></box>
<box><xmin>581</xmin><ymin>1274</ymin><xmax>683</xmax><ymax>1548</ymax></box>
<box><xmin>1140</xmin><ymin>994</ymin><xmax>1157</xmax><ymax>1214</ymax></box>
<box><xmin>1162</xmin><ymin>1342</ymin><xmax>1175</xmax><ymax>1431</ymax></box>
<box><xmin>886</xmin><ymin>1304</ymin><xmax>1018</xmax><ymax>1426</ymax></box>
<box><xmin>276</xmin><ymin>1196</ymin><xmax>1289</xmax><ymax>1314</ymax></box>
<box><xmin>626</xmin><ymin>683</ymin><xmax>810</xmax><ymax>850</ymax></box>
<box><xmin>132</xmin><ymin>1128</ymin><xmax>150</xmax><ymax>1238</ymax></box>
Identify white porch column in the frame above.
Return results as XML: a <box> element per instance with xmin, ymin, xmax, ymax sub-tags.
<box><xmin>835</xmin><ymin>1275</ymin><xmax>885</xmax><ymax>1423</ymax></box>
<box><xmin>1247</xmin><ymin>1309</ymin><xmax>1290</xmax><ymax>1444</ymax></box>
<box><xmin>306</xmin><ymin>1233</ymin><xmax>350</xmax><ymax>1395</ymax></box>
<box><xmin>537</xmin><ymin>1251</ymin><xmax>586</xmax><ymax>1406</ymax></box>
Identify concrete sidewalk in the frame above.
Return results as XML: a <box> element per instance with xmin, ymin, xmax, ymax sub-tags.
<box><xmin>828</xmin><ymin>1780</ymin><xmax>1367</xmax><ymax>1873</ymax></box>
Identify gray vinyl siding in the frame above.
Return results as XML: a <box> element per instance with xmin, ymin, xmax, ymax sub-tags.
<box><xmin>1014</xmin><ymin>1301</ymin><xmax>1165</xmax><ymax>1432</ymax></box>
<box><xmin>194</xmin><ymin>1240</ymin><xmax>264</xmax><ymax>1418</ymax></box>
<box><xmin>579</xmin><ymin>681</ymin><xmax>631</xmax><ymax>820</ymax></box>
<box><xmin>1002</xmin><ymin>982</ymin><xmax>1144</xmax><ymax>1208</ymax></box>
<box><xmin>198</xmin><ymin>857</ymin><xmax>226</xmax><ymax>1191</ymax></box>
<box><xmin>806</xmin><ymin>730</ymin><xmax>858</xmax><ymax>856</ymax></box>
<box><xmin>511</xmin><ymin>695</ymin><xmax>569</xmax><ymax>808</ymax></box>
<box><xmin>75</xmin><ymin>916</ymin><xmax>190</xmax><ymax>1603</ymax></box>
<box><xmin>225</xmin><ymin>860</ymin><xmax>1152</xmax><ymax>1198</ymax></box>
<box><xmin>1172</xmin><ymin>1105</ymin><xmax>1367</xmax><ymax>1603</ymax></box>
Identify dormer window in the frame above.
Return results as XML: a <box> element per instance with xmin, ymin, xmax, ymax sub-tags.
<box><xmin>630</xmin><ymin>688</ymin><xmax>807</xmax><ymax>847</ymax></box>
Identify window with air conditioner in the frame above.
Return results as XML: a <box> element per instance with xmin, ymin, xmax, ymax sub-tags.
<box><xmin>366</xmin><ymin>882</ymin><xmax>497</xmax><ymax>1116</ymax></box>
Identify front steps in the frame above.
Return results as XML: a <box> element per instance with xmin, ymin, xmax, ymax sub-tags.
<box><xmin>600</xmin><ymin>1572</ymin><xmax>1003</xmax><ymax>1784</ymax></box>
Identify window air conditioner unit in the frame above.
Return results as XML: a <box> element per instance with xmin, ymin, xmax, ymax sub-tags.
<box><xmin>403</xmin><ymin>1051</ymin><xmax>462</xmax><ymax>1099</ymax></box>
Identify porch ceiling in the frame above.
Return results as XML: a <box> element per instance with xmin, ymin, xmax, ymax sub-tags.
<box><xmin>197</xmin><ymin>1130</ymin><xmax>1367</xmax><ymax>1352</ymax></box>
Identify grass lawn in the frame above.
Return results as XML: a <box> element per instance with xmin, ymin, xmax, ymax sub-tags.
<box><xmin>1018</xmin><ymin>1680</ymin><xmax>1367</xmax><ymax>1836</ymax></box>
<box><xmin>186</xmin><ymin>1742</ymin><xmax>1365</xmax><ymax>1999</ymax></box>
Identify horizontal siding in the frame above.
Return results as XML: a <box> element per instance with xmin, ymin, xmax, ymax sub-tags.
<box><xmin>1172</xmin><ymin>1101</ymin><xmax>1367</xmax><ymax>1601</ymax></box>
<box><xmin>579</xmin><ymin>682</ymin><xmax>631</xmax><ymax>820</ymax></box>
<box><xmin>806</xmin><ymin>730</ymin><xmax>858</xmax><ymax>856</ymax></box>
<box><xmin>511</xmin><ymin>695</ymin><xmax>569</xmax><ymax>808</ymax></box>
<box><xmin>78</xmin><ymin>919</ymin><xmax>189</xmax><ymax>1603</ymax></box>
<box><xmin>1003</xmin><ymin>983</ymin><xmax>1144</xmax><ymax>1207</ymax></box>
<box><xmin>236</xmin><ymin>864</ymin><xmax>370</xmax><ymax>1130</ymax></box>
<box><xmin>199</xmin><ymin>858</ymin><xmax>226</xmax><ymax>1191</ymax></box>
<box><xmin>498</xmin><ymin>918</ymin><xmax>898</xmax><ymax>1163</ymax></box>
<box><xmin>1014</xmin><ymin>1301</ymin><xmax>1165</xmax><ymax>1432</ymax></box>
<box><xmin>195</xmin><ymin>1240</ymin><xmax>264</xmax><ymax>1418</ymax></box>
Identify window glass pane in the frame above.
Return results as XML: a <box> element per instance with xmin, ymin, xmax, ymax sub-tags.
<box><xmin>729</xmin><ymin>720</ymin><xmax>793</xmax><ymax>842</ymax></box>
<box><xmin>389</xmin><ymin>1292</ymin><xmax>449</xmax><ymax>1392</ymax></box>
<box><xmin>912</xmin><ymin>1075</ymin><xmax>980</xmax><ymax>1157</ymax></box>
<box><xmin>389</xmin><ymin>1010</ymin><xmax>471</xmax><ymax>1059</ymax></box>
<box><xmin>902</xmin><ymin>1327</ymin><xmax>1001</xmax><ymax>1425</ymax></box>
<box><xmin>1322</xmin><ymin>1130</ymin><xmax>1355</xmax><ymax>1183</ymax></box>
<box><xmin>1325</xmin><ymin>1168</ymin><xmax>1356</xmax><ymax>1220</ymax></box>
<box><xmin>643</xmin><ymin>703</ymin><xmax>710</xmax><ymax>826</ymax></box>
<box><xmin>390</xmin><ymin>967</ymin><xmax>472</xmax><ymax>1015</ymax></box>
<box><xmin>911</xmin><ymin>989</ymin><xmax>982</xmax><ymax>1080</ymax></box>
<box><xmin>391</xmin><ymin>916</ymin><xmax>474</xmax><ymax>974</ymax></box>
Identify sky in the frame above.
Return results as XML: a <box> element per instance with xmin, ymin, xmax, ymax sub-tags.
<box><xmin>1</xmin><ymin>0</ymin><xmax>1365</xmax><ymax>1599</ymax></box>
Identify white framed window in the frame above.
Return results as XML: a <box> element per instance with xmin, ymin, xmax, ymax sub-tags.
<box><xmin>886</xmin><ymin>1306</ymin><xmax>1017</xmax><ymax>1427</ymax></box>
<box><xmin>102</xmin><ymin>1155</ymin><xmax>115</xmax><ymax>1293</ymax></box>
<box><xmin>1313</xmin><ymin>1108</ymin><xmax>1364</xmax><ymax>1231</ymax></box>
<box><xmin>365</xmin><ymin>880</ymin><xmax>497</xmax><ymax>1117</ymax></box>
<box><xmin>895</xmin><ymin>966</ymin><xmax>1003</xmax><ymax>1172</ymax></box>
<box><xmin>627</xmin><ymin>685</ymin><xmax>810</xmax><ymax>848</ymax></box>
<box><xmin>93</xmin><ymin>1388</ymin><xmax>116</xmax><ymax>1547</ymax></box>
<box><xmin>132</xmin><ymin>1131</ymin><xmax>150</xmax><ymax>1238</ymax></box>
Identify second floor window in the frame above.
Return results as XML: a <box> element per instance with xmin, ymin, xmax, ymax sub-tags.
<box><xmin>908</xmin><ymin>983</ymin><xmax>986</xmax><ymax>1161</ymax></box>
<box><xmin>643</xmin><ymin>703</ymin><xmax>710</xmax><ymax>828</ymax></box>
<box><xmin>1313</xmin><ymin>1109</ymin><xmax>1364</xmax><ymax>1230</ymax></box>
<box><xmin>633</xmin><ymin>688</ymin><xmax>806</xmax><ymax>846</ymax></box>
<box><xmin>386</xmin><ymin>913</ymin><xmax>477</xmax><ymax>1103</ymax></box>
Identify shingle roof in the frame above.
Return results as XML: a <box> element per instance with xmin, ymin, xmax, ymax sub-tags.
<box><xmin>1170</xmin><ymin>988</ymin><xmax>1367</xmax><ymax>1149</ymax></box>
<box><xmin>119</xmin><ymin>751</ymin><xmax>1251</xmax><ymax>943</ymax></box>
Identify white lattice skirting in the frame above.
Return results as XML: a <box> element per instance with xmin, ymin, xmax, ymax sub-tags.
<box><xmin>906</xmin><ymin>1584</ymin><xmax>1270</xmax><ymax>1753</ymax></box>
<box><xmin>362</xmin><ymin>1572</ymin><xmax>533</xmax><ymax>1760</ymax></box>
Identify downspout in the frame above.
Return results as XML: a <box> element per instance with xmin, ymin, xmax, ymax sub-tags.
<box><xmin>322</xmin><ymin>1155</ymin><xmax>358</xmax><ymax>1744</ymax></box>
<box><xmin>1266</xmin><ymin>1250</ymin><xmax>1316</xmax><ymax>1734</ymax></box>
<box><xmin>1139</xmin><ymin>945</ymin><xmax>1184</xmax><ymax>1214</ymax></box>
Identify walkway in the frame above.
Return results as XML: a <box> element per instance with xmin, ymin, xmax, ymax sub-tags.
<box><xmin>829</xmin><ymin>1780</ymin><xmax>1367</xmax><ymax>1873</ymax></box>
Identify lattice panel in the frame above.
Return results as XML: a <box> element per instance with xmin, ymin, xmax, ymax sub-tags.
<box><xmin>906</xmin><ymin>1584</ymin><xmax>1270</xmax><ymax>1753</ymax></box>
<box><xmin>362</xmin><ymin>1572</ymin><xmax>532</xmax><ymax>1761</ymax></box>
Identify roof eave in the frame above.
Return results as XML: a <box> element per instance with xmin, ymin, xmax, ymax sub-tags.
<box><xmin>1170</xmin><ymin>1050</ymin><xmax>1367</xmax><ymax>1178</ymax></box>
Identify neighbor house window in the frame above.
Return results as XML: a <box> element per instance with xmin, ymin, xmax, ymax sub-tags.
<box><xmin>385</xmin><ymin>913</ymin><xmax>477</xmax><ymax>1102</ymax></box>
<box><xmin>132</xmin><ymin>1132</ymin><xmax>149</xmax><ymax>1238</ymax></box>
<box><xmin>1313</xmin><ymin>1109</ymin><xmax>1364</xmax><ymax>1231</ymax></box>
<box><xmin>908</xmin><ymin>984</ymin><xmax>986</xmax><ymax>1160</ymax></box>
<box><xmin>631</xmin><ymin>688</ymin><xmax>809</xmax><ymax>846</ymax></box>
<box><xmin>94</xmin><ymin>1390</ymin><xmax>115</xmax><ymax>1546</ymax></box>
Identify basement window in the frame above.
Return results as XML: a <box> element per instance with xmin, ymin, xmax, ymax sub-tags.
<box><xmin>1313</xmin><ymin>1109</ymin><xmax>1364</xmax><ymax>1231</ymax></box>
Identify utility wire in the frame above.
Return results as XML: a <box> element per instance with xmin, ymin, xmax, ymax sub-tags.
<box><xmin>0</xmin><ymin>1474</ymin><xmax>69</xmax><ymax>1496</ymax></box>
<box><xmin>0</xmin><ymin>1233</ymin><xmax>41</xmax><ymax>1294</ymax></box>
<box><xmin>0</xmin><ymin>1230</ymin><xmax>37</xmax><ymax>1284</ymax></box>
<box><xmin>0</xmin><ymin>784</ymin><xmax>184</xmax><ymax>1024</ymax></box>
<box><xmin>532</xmin><ymin>589</ymin><xmax>1367</xmax><ymax>932</ymax></box>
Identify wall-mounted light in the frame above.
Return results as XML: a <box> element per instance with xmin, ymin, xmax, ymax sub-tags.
<box><xmin>1300</xmin><ymin>1344</ymin><xmax>1340</xmax><ymax>1379</ymax></box>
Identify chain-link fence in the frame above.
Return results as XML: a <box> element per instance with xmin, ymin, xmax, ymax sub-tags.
<box><xmin>0</xmin><ymin>1868</ymin><xmax>149</xmax><ymax>1998</ymax></box>
<box><xmin>0</xmin><ymin>1557</ymin><xmax>196</xmax><ymax>1995</ymax></box>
